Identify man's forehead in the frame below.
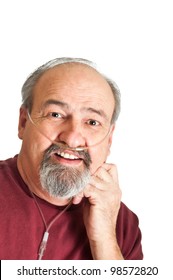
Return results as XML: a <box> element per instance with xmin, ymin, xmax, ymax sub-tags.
<box><xmin>32</xmin><ymin>63</ymin><xmax>115</xmax><ymax>113</ymax></box>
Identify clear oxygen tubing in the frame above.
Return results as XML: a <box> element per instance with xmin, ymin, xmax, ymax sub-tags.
<box><xmin>29</xmin><ymin>189</ymin><xmax>73</xmax><ymax>260</ymax></box>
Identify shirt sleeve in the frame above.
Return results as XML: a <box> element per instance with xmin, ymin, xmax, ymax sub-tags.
<box><xmin>116</xmin><ymin>202</ymin><xmax>143</xmax><ymax>260</ymax></box>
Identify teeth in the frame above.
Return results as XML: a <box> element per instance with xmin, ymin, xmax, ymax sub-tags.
<box><xmin>57</xmin><ymin>151</ymin><xmax>79</xmax><ymax>160</ymax></box>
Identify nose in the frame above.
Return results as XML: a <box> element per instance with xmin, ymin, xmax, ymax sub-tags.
<box><xmin>58</xmin><ymin>120</ymin><xmax>86</xmax><ymax>149</ymax></box>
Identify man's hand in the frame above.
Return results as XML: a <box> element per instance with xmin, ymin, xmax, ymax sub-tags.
<box><xmin>73</xmin><ymin>163</ymin><xmax>124</xmax><ymax>260</ymax></box>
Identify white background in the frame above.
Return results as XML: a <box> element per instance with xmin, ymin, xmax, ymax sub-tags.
<box><xmin>0</xmin><ymin>0</ymin><xmax>172</xmax><ymax>264</ymax></box>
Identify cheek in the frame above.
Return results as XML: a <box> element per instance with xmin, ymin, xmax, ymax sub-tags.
<box><xmin>89</xmin><ymin>144</ymin><xmax>110</xmax><ymax>174</ymax></box>
<box><xmin>21</xmin><ymin>125</ymin><xmax>52</xmax><ymax>157</ymax></box>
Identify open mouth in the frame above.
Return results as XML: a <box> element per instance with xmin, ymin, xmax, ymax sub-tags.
<box><xmin>52</xmin><ymin>150</ymin><xmax>83</xmax><ymax>165</ymax></box>
<box><xmin>56</xmin><ymin>151</ymin><xmax>80</xmax><ymax>160</ymax></box>
<box><xmin>44</xmin><ymin>144</ymin><xmax>91</xmax><ymax>168</ymax></box>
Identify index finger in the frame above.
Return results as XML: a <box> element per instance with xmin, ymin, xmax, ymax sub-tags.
<box><xmin>101</xmin><ymin>163</ymin><xmax>119</xmax><ymax>183</ymax></box>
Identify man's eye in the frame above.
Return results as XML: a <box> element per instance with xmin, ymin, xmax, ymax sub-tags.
<box><xmin>87</xmin><ymin>120</ymin><xmax>100</xmax><ymax>126</ymax></box>
<box><xmin>49</xmin><ymin>112</ymin><xmax>62</xmax><ymax>118</ymax></box>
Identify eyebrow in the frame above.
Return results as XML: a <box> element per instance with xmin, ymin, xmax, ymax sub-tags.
<box><xmin>42</xmin><ymin>99</ymin><xmax>109</xmax><ymax>121</ymax></box>
<box><xmin>82</xmin><ymin>107</ymin><xmax>109</xmax><ymax>121</ymax></box>
<box><xmin>42</xmin><ymin>99</ymin><xmax>69</xmax><ymax>109</ymax></box>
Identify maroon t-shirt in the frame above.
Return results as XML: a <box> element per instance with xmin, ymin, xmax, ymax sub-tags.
<box><xmin>0</xmin><ymin>156</ymin><xmax>143</xmax><ymax>260</ymax></box>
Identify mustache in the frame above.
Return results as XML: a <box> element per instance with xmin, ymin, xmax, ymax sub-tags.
<box><xmin>43</xmin><ymin>144</ymin><xmax>92</xmax><ymax>167</ymax></box>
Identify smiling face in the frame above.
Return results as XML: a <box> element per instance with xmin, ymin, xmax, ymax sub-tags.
<box><xmin>17</xmin><ymin>63</ymin><xmax>115</xmax><ymax>203</ymax></box>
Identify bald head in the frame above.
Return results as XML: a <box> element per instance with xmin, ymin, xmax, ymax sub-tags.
<box><xmin>21</xmin><ymin>57</ymin><xmax>121</xmax><ymax>122</ymax></box>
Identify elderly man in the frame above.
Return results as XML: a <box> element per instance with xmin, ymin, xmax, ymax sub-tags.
<box><xmin>0</xmin><ymin>57</ymin><xmax>143</xmax><ymax>260</ymax></box>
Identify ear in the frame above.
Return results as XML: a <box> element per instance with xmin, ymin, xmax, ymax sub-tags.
<box><xmin>107</xmin><ymin>124</ymin><xmax>115</xmax><ymax>156</ymax></box>
<box><xmin>18</xmin><ymin>107</ymin><xmax>28</xmax><ymax>140</ymax></box>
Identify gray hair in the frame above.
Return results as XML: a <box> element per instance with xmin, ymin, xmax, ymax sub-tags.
<box><xmin>40</xmin><ymin>144</ymin><xmax>91</xmax><ymax>198</ymax></box>
<box><xmin>21</xmin><ymin>57</ymin><xmax>121</xmax><ymax>122</ymax></box>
